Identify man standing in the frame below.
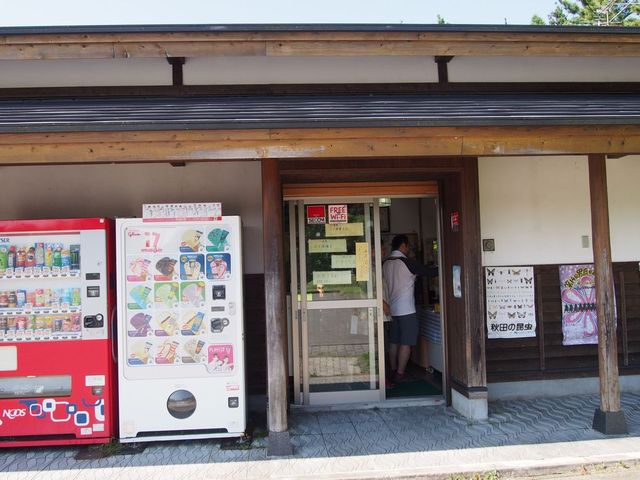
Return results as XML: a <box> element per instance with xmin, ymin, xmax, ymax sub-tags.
<box><xmin>383</xmin><ymin>234</ymin><xmax>436</xmax><ymax>382</ymax></box>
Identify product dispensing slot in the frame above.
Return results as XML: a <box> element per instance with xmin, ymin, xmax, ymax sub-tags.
<box><xmin>0</xmin><ymin>375</ymin><xmax>71</xmax><ymax>399</ymax></box>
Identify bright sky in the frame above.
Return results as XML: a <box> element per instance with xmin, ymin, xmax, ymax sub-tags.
<box><xmin>1</xmin><ymin>0</ymin><xmax>559</xmax><ymax>27</ymax></box>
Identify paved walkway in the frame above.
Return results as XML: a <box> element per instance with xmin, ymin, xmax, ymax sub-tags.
<box><xmin>2</xmin><ymin>393</ymin><xmax>640</xmax><ymax>479</ymax></box>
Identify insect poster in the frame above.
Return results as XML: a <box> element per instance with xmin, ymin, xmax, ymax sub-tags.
<box><xmin>559</xmin><ymin>264</ymin><xmax>601</xmax><ymax>346</ymax></box>
<box><xmin>485</xmin><ymin>266</ymin><xmax>536</xmax><ymax>339</ymax></box>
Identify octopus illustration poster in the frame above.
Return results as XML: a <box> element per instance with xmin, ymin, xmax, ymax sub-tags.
<box><xmin>559</xmin><ymin>264</ymin><xmax>599</xmax><ymax>345</ymax></box>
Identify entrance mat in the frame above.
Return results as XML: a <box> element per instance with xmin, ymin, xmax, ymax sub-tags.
<box><xmin>386</xmin><ymin>380</ymin><xmax>441</xmax><ymax>398</ymax></box>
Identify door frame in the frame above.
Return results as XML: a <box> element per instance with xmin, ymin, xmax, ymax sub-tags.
<box><xmin>288</xmin><ymin>197</ymin><xmax>385</xmax><ymax>405</ymax></box>
<box><xmin>287</xmin><ymin>190</ymin><xmax>446</xmax><ymax>407</ymax></box>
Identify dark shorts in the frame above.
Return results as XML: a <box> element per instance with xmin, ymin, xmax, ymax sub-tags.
<box><xmin>389</xmin><ymin>313</ymin><xmax>418</xmax><ymax>346</ymax></box>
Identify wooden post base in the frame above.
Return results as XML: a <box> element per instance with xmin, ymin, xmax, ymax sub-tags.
<box><xmin>592</xmin><ymin>408</ymin><xmax>628</xmax><ymax>435</ymax></box>
<box><xmin>267</xmin><ymin>430</ymin><xmax>293</xmax><ymax>456</ymax></box>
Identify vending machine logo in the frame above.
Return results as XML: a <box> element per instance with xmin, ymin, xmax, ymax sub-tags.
<box><xmin>2</xmin><ymin>408</ymin><xmax>27</xmax><ymax>420</ymax></box>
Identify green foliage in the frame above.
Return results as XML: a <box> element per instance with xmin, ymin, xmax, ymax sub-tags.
<box><xmin>358</xmin><ymin>351</ymin><xmax>371</xmax><ymax>373</ymax></box>
<box><xmin>437</xmin><ymin>14</ymin><xmax>447</xmax><ymax>24</ymax></box>
<box><xmin>532</xmin><ymin>0</ymin><xmax>640</xmax><ymax>26</ymax></box>
<box><xmin>531</xmin><ymin>14</ymin><xmax>547</xmax><ymax>25</ymax></box>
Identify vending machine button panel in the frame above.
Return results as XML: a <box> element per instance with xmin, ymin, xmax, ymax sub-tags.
<box><xmin>87</xmin><ymin>286</ymin><xmax>100</xmax><ymax>298</ymax></box>
<box><xmin>212</xmin><ymin>285</ymin><xmax>226</xmax><ymax>300</ymax></box>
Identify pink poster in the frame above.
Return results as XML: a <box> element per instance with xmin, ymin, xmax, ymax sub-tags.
<box><xmin>207</xmin><ymin>344</ymin><xmax>234</xmax><ymax>373</ymax></box>
<box><xmin>559</xmin><ymin>264</ymin><xmax>598</xmax><ymax>346</ymax></box>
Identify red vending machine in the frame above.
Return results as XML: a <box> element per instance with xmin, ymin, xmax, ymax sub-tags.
<box><xmin>0</xmin><ymin>218</ymin><xmax>115</xmax><ymax>447</ymax></box>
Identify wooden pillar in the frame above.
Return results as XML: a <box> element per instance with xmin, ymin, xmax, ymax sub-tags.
<box><xmin>588</xmin><ymin>154</ymin><xmax>627</xmax><ymax>435</ymax></box>
<box><xmin>440</xmin><ymin>159</ymin><xmax>487</xmax><ymax>420</ymax></box>
<box><xmin>261</xmin><ymin>158</ymin><xmax>293</xmax><ymax>455</ymax></box>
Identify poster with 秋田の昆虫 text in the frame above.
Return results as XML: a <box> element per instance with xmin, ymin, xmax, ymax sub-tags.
<box><xmin>485</xmin><ymin>266</ymin><xmax>536</xmax><ymax>339</ymax></box>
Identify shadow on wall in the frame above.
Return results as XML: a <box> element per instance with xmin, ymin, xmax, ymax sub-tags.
<box><xmin>1</xmin><ymin>161</ymin><xmax>264</xmax><ymax>274</ymax></box>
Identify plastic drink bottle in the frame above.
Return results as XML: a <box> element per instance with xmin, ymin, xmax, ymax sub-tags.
<box><xmin>26</xmin><ymin>247</ymin><xmax>36</xmax><ymax>267</ymax></box>
<box><xmin>71</xmin><ymin>288</ymin><xmax>81</xmax><ymax>306</ymax></box>
<box><xmin>61</xmin><ymin>248</ymin><xmax>71</xmax><ymax>267</ymax></box>
<box><xmin>16</xmin><ymin>249</ymin><xmax>25</xmax><ymax>268</ymax></box>
<box><xmin>53</xmin><ymin>247</ymin><xmax>62</xmax><ymax>267</ymax></box>
<box><xmin>35</xmin><ymin>243</ymin><xmax>45</xmax><ymax>266</ymax></box>
<box><xmin>7</xmin><ymin>246</ymin><xmax>16</xmax><ymax>269</ymax></box>
<box><xmin>0</xmin><ymin>246</ymin><xmax>8</xmax><ymax>271</ymax></box>
<box><xmin>44</xmin><ymin>246</ymin><xmax>53</xmax><ymax>267</ymax></box>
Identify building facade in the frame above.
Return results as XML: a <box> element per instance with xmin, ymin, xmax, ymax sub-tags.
<box><xmin>0</xmin><ymin>24</ymin><xmax>639</xmax><ymax>453</ymax></box>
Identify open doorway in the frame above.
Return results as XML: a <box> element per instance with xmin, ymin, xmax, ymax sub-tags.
<box><xmin>381</xmin><ymin>197</ymin><xmax>444</xmax><ymax>400</ymax></box>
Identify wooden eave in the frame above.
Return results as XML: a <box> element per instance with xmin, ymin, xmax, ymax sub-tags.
<box><xmin>2</xmin><ymin>30</ymin><xmax>640</xmax><ymax>60</ymax></box>
<box><xmin>0</xmin><ymin>124</ymin><xmax>638</xmax><ymax>165</ymax></box>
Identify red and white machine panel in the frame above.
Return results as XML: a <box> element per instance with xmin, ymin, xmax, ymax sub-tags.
<box><xmin>0</xmin><ymin>218</ymin><xmax>115</xmax><ymax>447</ymax></box>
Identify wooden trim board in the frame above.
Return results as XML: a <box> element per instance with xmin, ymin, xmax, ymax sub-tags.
<box><xmin>283</xmin><ymin>181</ymin><xmax>438</xmax><ymax>199</ymax></box>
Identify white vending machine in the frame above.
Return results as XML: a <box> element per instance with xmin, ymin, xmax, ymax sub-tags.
<box><xmin>116</xmin><ymin>216</ymin><xmax>245</xmax><ymax>442</ymax></box>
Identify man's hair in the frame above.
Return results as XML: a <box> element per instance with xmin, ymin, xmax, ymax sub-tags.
<box><xmin>391</xmin><ymin>234</ymin><xmax>409</xmax><ymax>251</ymax></box>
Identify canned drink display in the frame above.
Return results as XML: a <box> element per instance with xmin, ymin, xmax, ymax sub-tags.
<box><xmin>0</xmin><ymin>292</ymin><xmax>8</xmax><ymax>308</ymax></box>
<box><xmin>35</xmin><ymin>289</ymin><xmax>45</xmax><ymax>308</ymax></box>
<box><xmin>70</xmin><ymin>245</ymin><xmax>80</xmax><ymax>270</ymax></box>
<box><xmin>16</xmin><ymin>289</ymin><xmax>26</xmax><ymax>307</ymax></box>
<box><xmin>7</xmin><ymin>291</ymin><xmax>16</xmax><ymax>308</ymax></box>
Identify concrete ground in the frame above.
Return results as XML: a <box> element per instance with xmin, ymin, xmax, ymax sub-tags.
<box><xmin>2</xmin><ymin>392</ymin><xmax>640</xmax><ymax>479</ymax></box>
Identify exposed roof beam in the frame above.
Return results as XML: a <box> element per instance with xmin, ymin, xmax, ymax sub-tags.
<box><xmin>0</xmin><ymin>125</ymin><xmax>638</xmax><ymax>165</ymax></box>
<box><xmin>2</xmin><ymin>30</ymin><xmax>640</xmax><ymax>60</ymax></box>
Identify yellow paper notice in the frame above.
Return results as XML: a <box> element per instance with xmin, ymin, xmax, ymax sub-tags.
<box><xmin>355</xmin><ymin>242</ymin><xmax>370</xmax><ymax>282</ymax></box>
<box><xmin>325</xmin><ymin>223</ymin><xmax>364</xmax><ymax>237</ymax></box>
<box><xmin>308</xmin><ymin>238</ymin><xmax>347</xmax><ymax>253</ymax></box>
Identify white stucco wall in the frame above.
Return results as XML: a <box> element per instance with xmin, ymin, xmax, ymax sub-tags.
<box><xmin>449</xmin><ymin>56</ymin><xmax>640</xmax><ymax>83</ymax></box>
<box><xmin>607</xmin><ymin>155</ymin><xmax>640</xmax><ymax>262</ymax></box>
<box><xmin>0</xmin><ymin>162</ymin><xmax>264</xmax><ymax>273</ymax></box>
<box><xmin>3</xmin><ymin>55</ymin><xmax>638</xmax><ymax>88</ymax></box>
<box><xmin>479</xmin><ymin>155</ymin><xmax>640</xmax><ymax>266</ymax></box>
<box><xmin>184</xmin><ymin>56</ymin><xmax>439</xmax><ymax>84</ymax></box>
<box><xmin>0</xmin><ymin>59</ymin><xmax>173</xmax><ymax>88</ymax></box>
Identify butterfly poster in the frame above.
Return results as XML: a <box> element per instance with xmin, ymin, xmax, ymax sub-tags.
<box><xmin>485</xmin><ymin>266</ymin><xmax>536</xmax><ymax>339</ymax></box>
<box><xmin>559</xmin><ymin>264</ymin><xmax>609</xmax><ymax>346</ymax></box>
